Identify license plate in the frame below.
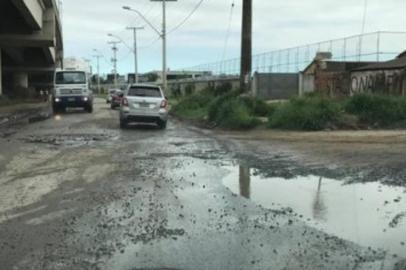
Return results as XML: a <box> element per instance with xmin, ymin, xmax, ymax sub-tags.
<box><xmin>140</xmin><ymin>103</ymin><xmax>149</xmax><ymax>108</ymax></box>
<box><xmin>68</xmin><ymin>98</ymin><xmax>75</xmax><ymax>102</ymax></box>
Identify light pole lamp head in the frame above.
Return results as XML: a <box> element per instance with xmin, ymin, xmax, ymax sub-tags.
<box><xmin>122</xmin><ymin>6</ymin><xmax>131</xmax><ymax>10</ymax></box>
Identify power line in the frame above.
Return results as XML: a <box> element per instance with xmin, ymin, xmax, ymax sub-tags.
<box><xmin>221</xmin><ymin>0</ymin><xmax>235</xmax><ymax>62</ymax></box>
<box><xmin>139</xmin><ymin>36</ymin><xmax>161</xmax><ymax>50</ymax></box>
<box><xmin>358</xmin><ymin>0</ymin><xmax>369</xmax><ymax>61</ymax></box>
<box><xmin>167</xmin><ymin>0</ymin><xmax>205</xmax><ymax>35</ymax></box>
<box><xmin>361</xmin><ymin>0</ymin><xmax>368</xmax><ymax>34</ymax></box>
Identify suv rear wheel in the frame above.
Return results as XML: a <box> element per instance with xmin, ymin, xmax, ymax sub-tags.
<box><xmin>158</xmin><ymin>120</ymin><xmax>167</xmax><ymax>129</ymax></box>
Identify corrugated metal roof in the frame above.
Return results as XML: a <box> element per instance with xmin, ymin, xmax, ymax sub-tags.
<box><xmin>353</xmin><ymin>51</ymin><xmax>406</xmax><ymax>71</ymax></box>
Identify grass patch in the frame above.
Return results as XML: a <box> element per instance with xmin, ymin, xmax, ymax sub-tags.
<box><xmin>268</xmin><ymin>96</ymin><xmax>341</xmax><ymax>131</ymax></box>
<box><xmin>173</xmin><ymin>89</ymin><xmax>266</xmax><ymax>129</ymax></box>
<box><xmin>171</xmin><ymin>90</ymin><xmax>214</xmax><ymax>120</ymax></box>
<box><xmin>174</xmin><ymin>90</ymin><xmax>406</xmax><ymax>131</ymax></box>
<box><xmin>209</xmin><ymin>97</ymin><xmax>260</xmax><ymax>129</ymax></box>
<box><xmin>344</xmin><ymin>94</ymin><xmax>406</xmax><ymax>126</ymax></box>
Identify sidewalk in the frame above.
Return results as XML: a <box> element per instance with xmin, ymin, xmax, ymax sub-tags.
<box><xmin>0</xmin><ymin>101</ymin><xmax>52</xmax><ymax>134</ymax></box>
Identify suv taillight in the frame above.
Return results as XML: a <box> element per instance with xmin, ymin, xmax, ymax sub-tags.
<box><xmin>160</xmin><ymin>100</ymin><xmax>168</xmax><ymax>108</ymax></box>
<box><xmin>122</xmin><ymin>98</ymin><xmax>129</xmax><ymax>107</ymax></box>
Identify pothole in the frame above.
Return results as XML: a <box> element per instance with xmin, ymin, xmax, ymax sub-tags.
<box><xmin>222</xmin><ymin>162</ymin><xmax>406</xmax><ymax>256</ymax></box>
<box><xmin>21</xmin><ymin>133</ymin><xmax>113</xmax><ymax>146</ymax></box>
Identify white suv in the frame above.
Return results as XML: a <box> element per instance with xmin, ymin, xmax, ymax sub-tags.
<box><xmin>119</xmin><ymin>84</ymin><xmax>169</xmax><ymax>129</ymax></box>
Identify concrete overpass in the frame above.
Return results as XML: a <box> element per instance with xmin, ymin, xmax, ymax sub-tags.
<box><xmin>0</xmin><ymin>0</ymin><xmax>63</xmax><ymax>96</ymax></box>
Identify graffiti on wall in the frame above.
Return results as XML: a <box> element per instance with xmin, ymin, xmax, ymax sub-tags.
<box><xmin>315</xmin><ymin>72</ymin><xmax>350</xmax><ymax>97</ymax></box>
<box><xmin>350</xmin><ymin>70</ymin><xmax>406</xmax><ymax>95</ymax></box>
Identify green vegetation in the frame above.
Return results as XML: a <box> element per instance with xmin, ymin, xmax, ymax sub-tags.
<box><xmin>171</xmin><ymin>90</ymin><xmax>214</xmax><ymax>120</ymax></box>
<box><xmin>173</xmin><ymin>88</ymin><xmax>406</xmax><ymax>131</ymax></box>
<box><xmin>209</xmin><ymin>95</ymin><xmax>260</xmax><ymax>129</ymax></box>
<box><xmin>268</xmin><ymin>93</ymin><xmax>406</xmax><ymax>130</ymax></box>
<box><xmin>344</xmin><ymin>94</ymin><xmax>406</xmax><ymax>125</ymax></box>
<box><xmin>172</xmin><ymin>87</ymin><xmax>265</xmax><ymax>129</ymax></box>
<box><xmin>268</xmin><ymin>96</ymin><xmax>340</xmax><ymax>130</ymax></box>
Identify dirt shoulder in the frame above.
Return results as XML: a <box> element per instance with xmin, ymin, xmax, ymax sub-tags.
<box><xmin>217</xmin><ymin>128</ymin><xmax>406</xmax><ymax>144</ymax></box>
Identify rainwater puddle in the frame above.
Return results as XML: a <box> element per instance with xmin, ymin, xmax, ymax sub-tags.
<box><xmin>21</xmin><ymin>133</ymin><xmax>114</xmax><ymax>146</ymax></box>
<box><xmin>222</xmin><ymin>164</ymin><xmax>406</xmax><ymax>256</ymax></box>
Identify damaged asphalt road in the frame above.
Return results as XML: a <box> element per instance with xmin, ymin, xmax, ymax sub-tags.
<box><xmin>0</xmin><ymin>99</ymin><xmax>405</xmax><ymax>270</ymax></box>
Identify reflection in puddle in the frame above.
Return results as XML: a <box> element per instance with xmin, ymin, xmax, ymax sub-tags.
<box><xmin>239</xmin><ymin>166</ymin><xmax>250</xmax><ymax>199</ymax></box>
<box><xmin>223</xmin><ymin>164</ymin><xmax>406</xmax><ymax>256</ymax></box>
<box><xmin>313</xmin><ymin>177</ymin><xmax>327</xmax><ymax>221</ymax></box>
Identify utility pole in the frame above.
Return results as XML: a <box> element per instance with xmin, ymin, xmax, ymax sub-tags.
<box><xmin>126</xmin><ymin>26</ymin><xmax>144</xmax><ymax>83</ymax></box>
<box><xmin>92</xmin><ymin>50</ymin><xmax>102</xmax><ymax>93</ymax></box>
<box><xmin>150</xmin><ymin>0</ymin><xmax>177</xmax><ymax>93</ymax></box>
<box><xmin>240</xmin><ymin>0</ymin><xmax>252</xmax><ymax>92</ymax></box>
<box><xmin>108</xmin><ymin>41</ymin><xmax>120</xmax><ymax>87</ymax></box>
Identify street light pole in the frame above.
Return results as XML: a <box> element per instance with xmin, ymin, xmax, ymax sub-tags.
<box><xmin>126</xmin><ymin>27</ymin><xmax>144</xmax><ymax>83</ymax></box>
<box><xmin>162</xmin><ymin>0</ymin><xmax>167</xmax><ymax>91</ymax></box>
<box><xmin>124</xmin><ymin>1</ymin><xmax>177</xmax><ymax>92</ymax></box>
<box><xmin>92</xmin><ymin>49</ymin><xmax>102</xmax><ymax>93</ymax></box>
<box><xmin>107</xmin><ymin>41</ymin><xmax>121</xmax><ymax>87</ymax></box>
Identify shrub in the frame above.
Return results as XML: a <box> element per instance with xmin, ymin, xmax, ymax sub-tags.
<box><xmin>215</xmin><ymin>82</ymin><xmax>233</xmax><ymax>96</ymax></box>
<box><xmin>172</xmin><ymin>90</ymin><xmax>215</xmax><ymax>120</ymax></box>
<box><xmin>344</xmin><ymin>94</ymin><xmax>406</xmax><ymax>125</ymax></box>
<box><xmin>268</xmin><ymin>96</ymin><xmax>341</xmax><ymax>130</ymax></box>
<box><xmin>208</xmin><ymin>91</ymin><xmax>239</xmax><ymax>121</ymax></box>
<box><xmin>171</xmin><ymin>86</ymin><xmax>181</xmax><ymax>98</ymax></box>
<box><xmin>239</xmin><ymin>96</ymin><xmax>274</xmax><ymax>117</ymax></box>
<box><xmin>185</xmin><ymin>84</ymin><xmax>195</xmax><ymax>96</ymax></box>
<box><xmin>174</xmin><ymin>92</ymin><xmax>212</xmax><ymax>111</ymax></box>
<box><xmin>214</xmin><ymin>99</ymin><xmax>259</xmax><ymax>129</ymax></box>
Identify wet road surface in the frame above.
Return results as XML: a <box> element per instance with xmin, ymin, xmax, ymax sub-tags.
<box><xmin>0</xmin><ymin>99</ymin><xmax>405</xmax><ymax>270</ymax></box>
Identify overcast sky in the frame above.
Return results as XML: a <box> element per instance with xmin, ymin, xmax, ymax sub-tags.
<box><xmin>62</xmin><ymin>0</ymin><xmax>406</xmax><ymax>74</ymax></box>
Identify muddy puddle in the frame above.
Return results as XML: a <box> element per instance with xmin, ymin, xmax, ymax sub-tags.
<box><xmin>21</xmin><ymin>133</ymin><xmax>115</xmax><ymax>146</ymax></box>
<box><xmin>222</xmin><ymin>163</ymin><xmax>406</xmax><ymax>256</ymax></box>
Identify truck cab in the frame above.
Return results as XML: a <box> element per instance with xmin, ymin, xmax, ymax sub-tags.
<box><xmin>52</xmin><ymin>69</ymin><xmax>93</xmax><ymax>113</ymax></box>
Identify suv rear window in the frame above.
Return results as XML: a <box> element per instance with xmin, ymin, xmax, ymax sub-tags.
<box><xmin>128</xmin><ymin>87</ymin><xmax>161</xmax><ymax>97</ymax></box>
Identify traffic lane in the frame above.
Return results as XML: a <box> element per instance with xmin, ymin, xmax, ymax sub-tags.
<box><xmin>0</xmin><ymin>99</ymin><xmax>199</xmax><ymax>268</ymax></box>
<box><xmin>0</xmin><ymin>100</ymin><xmax>403</xmax><ymax>269</ymax></box>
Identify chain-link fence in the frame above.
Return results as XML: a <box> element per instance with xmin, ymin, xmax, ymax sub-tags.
<box><xmin>180</xmin><ymin>31</ymin><xmax>406</xmax><ymax>76</ymax></box>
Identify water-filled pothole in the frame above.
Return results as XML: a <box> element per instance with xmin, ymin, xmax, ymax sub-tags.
<box><xmin>22</xmin><ymin>133</ymin><xmax>113</xmax><ymax>146</ymax></box>
<box><xmin>222</xmin><ymin>163</ymin><xmax>406</xmax><ymax>256</ymax></box>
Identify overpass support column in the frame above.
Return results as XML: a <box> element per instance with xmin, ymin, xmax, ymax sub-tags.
<box><xmin>13</xmin><ymin>72</ymin><xmax>29</xmax><ymax>89</ymax></box>
<box><xmin>0</xmin><ymin>48</ymin><xmax>2</xmax><ymax>95</ymax></box>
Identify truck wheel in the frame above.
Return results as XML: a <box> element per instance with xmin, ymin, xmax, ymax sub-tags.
<box><xmin>85</xmin><ymin>105</ymin><xmax>93</xmax><ymax>113</ymax></box>
<box><xmin>120</xmin><ymin>119</ymin><xmax>127</xmax><ymax>129</ymax></box>
<box><xmin>53</xmin><ymin>105</ymin><xmax>64</xmax><ymax>114</ymax></box>
<box><xmin>53</xmin><ymin>105</ymin><xmax>59</xmax><ymax>114</ymax></box>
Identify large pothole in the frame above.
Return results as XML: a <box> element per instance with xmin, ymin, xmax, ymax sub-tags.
<box><xmin>21</xmin><ymin>133</ymin><xmax>114</xmax><ymax>146</ymax></box>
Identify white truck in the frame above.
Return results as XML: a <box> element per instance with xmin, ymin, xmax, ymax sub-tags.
<box><xmin>52</xmin><ymin>69</ymin><xmax>93</xmax><ymax>113</ymax></box>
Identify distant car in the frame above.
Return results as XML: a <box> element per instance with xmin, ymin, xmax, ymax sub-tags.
<box><xmin>110</xmin><ymin>90</ymin><xmax>123</xmax><ymax>109</ymax></box>
<box><xmin>106</xmin><ymin>89</ymin><xmax>119</xmax><ymax>104</ymax></box>
<box><xmin>119</xmin><ymin>84</ymin><xmax>168</xmax><ymax>129</ymax></box>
